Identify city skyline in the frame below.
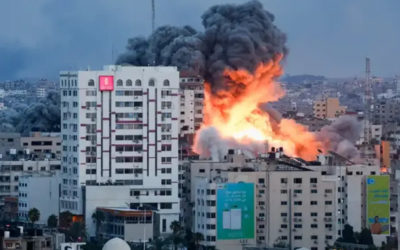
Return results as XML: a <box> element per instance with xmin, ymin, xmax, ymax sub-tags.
<box><xmin>0</xmin><ymin>0</ymin><xmax>400</xmax><ymax>80</ymax></box>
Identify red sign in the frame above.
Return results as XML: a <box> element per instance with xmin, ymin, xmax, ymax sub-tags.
<box><xmin>99</xmin><ymin>75</ymin><xmax>114</xmax><ymax>91</ymax></box>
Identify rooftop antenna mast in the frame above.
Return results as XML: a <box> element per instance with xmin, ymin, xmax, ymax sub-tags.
<box><xmin>364</xmin><ymin>57</ymin><xmax>372</xmax><ymax>145</ymax></box>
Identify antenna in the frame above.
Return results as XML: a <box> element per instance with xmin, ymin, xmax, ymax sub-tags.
<box><xmin>363</xmin><ymin>57</ymin><xmax>372</xmax><ymax>145</ymax></box>
<box><xmin>151</xmin><ymin>0</ymin><xmax>155</xmax><ymax>32</ymax></box>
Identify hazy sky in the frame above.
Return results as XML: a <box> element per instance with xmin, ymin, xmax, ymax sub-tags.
<box><xmin>0</xmin><ymin>0</ymin><xmax>399</xmax><ymax>80</ymax></box>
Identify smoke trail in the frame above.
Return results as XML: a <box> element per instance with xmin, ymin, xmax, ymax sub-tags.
<box><xmin>117</xmin><ymin>0</ymin><xmax>286</xmax><ymax>92</ymax></box>
<box><xmin>316</xmin><ymin>116</ymin><xmax>361</xmax><ymax>160</ymax></box>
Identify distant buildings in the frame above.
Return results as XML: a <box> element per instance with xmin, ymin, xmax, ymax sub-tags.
<box><xmin>0</xmin><ymin>132</ymin><xmax>61</xmax><ymax>213</ymax></box>
<box><xmin>60</xmin><ymin>65</ymin><xmax>180</xmax><ymax>234</ymax></box>
<box><xmin>180</xmin><ymin>149</ymin><xmax>385</xmax><ymax>249</ymax></box>
<box><xmin>313</xmin><ymin>97</ymin><xmax>346</xmax><ymax>119</ymax></box>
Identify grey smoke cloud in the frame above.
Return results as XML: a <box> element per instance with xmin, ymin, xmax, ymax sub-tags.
<box><xmin>317</xmin><ymin>115</ymin><xmax>361</xmax><ymax>160</ymax></box>
<box><xmin>117</xmin><ymin>0</ymin><xmax>287</xmax><ymax>92</ymax></box>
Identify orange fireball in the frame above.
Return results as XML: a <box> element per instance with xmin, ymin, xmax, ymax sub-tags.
<box><xmin>194</xmin><ymin>55</ymin><xmax>323</xmax><ymax>161</ymax></box>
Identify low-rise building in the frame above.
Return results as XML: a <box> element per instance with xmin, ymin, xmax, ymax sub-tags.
<box><xmin>313</xmin><ymin>97</ymin><xmax>346</xmax><ymax>119</ymax></box>
<box><xmin>182</xmin><ymin>149</ymin><xmax>383</xmax><ymax>250</ymax></box>
<box><xmin>18</xmin><ymin>172</ymin><xmax>61</xmax><ymax>225</ymax></box>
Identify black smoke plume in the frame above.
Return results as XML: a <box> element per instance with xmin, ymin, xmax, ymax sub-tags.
<box><xmin>117</xmin><ymin>0</ymin><xmax>287</xmax><ymax>92</ymax></box>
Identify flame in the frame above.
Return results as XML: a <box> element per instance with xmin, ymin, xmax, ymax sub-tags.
<box><xmin>194</xmin><ymin>55</ymin><xmax>323</xmax><ymax>160</ymax></box>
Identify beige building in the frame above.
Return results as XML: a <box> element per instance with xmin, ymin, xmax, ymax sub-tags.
<box><xmin>182</xmin><ymin>150</ymin><xmax>382</xmax><ymax>250</ymax></box>
<box><xmin>20</xmin><ymin>132</ymin><xmax>61</xmax><ymax>159</ymax></box>
<box><xmin>313</xmin><ymin>97</ymin><xmax>346</xmax><ymax>119</ymax></box>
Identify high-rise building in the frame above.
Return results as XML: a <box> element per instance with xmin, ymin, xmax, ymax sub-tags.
<box><xmin>59</xmin><ymin>66</ymin><xmax>180</xmax><ymax>232</ymax></box>
<box><xmin>179</xmin><ymin>74</ymin><xmax>204</xmax><ymax>138</ymax></box>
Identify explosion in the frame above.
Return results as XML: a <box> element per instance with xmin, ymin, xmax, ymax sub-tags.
<box><xmin>193</xmin><ymin>55</ymin><xmax>323</xmax><ymax>161</ymax></box>
<box><xmin>117</xmin><ymin>0</ymin><xmax>361</xmax><ymax>161</ymax></box>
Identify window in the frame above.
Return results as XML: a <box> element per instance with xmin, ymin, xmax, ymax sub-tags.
<box><xmin>311</xmin><ymin>212</ymin><xmax>318</xmax><ymax>217</ymax></box>
<box><xmin>280</xmin><ymin>213</ymin><xmax>287</xmax><ymax>217</ymax></box>
<box><xmin>310</xmin><ymin>178</ymin><xmax>318</xmax><ymax>183</ymax></box>
<box><xmin>160</xmin><ymin>203</ymin><xmax>172</xmax><ymax>209</ymax></box>
<box><xmin>161</xmin><ymin>179</ymin><xmax>172</xmax><ymax>185</ymax></box>
<box><xmin>162</xmin><ymin>219</ymin><xmax>166</xmax><ymax>232</ymax></box>
<box><xmin>281</xmin><ymin>201</ymin><xmax>287</xmax><ymax>205</ymax></box>
<box><xmin>294</xmin><ymin>212</ymin><xmax>302</xmax><ymax>217</ymax></box>
<box><xmin>88</xmin><ymin>79</ymin><xmax>95</xmax><ymax>86</ymax></box>
<box><xmin>294</xmin><ymin>236</ymin><xmax>302</xmax><ymax>240</ymax></box>
<box><xmin>258</xmin><ymin>178</ymin><xmax>265</xmax><ymax>184</ymax></box>
<box><xmin>325</xmin><ymin>200</ymin><xmax>333</xmax><ymax>205</ymax></box>
<box><xmin>294</xmin><ymin>201</ymin><xmax>302</xmax><ymax>206</ymax></box>
<box><xmin>117</xmin><ymin>79</ymin><xmax>123</xmax><ymax>86</ymax></box>
<box><xmin>311</xmin><ymin>224</ymin><xmax>318</xmax><ymax>228</ymax></box>
<box><xmin>294</xmin><ymin>178</ymin><xmax>302</xmax><ymax>184</ymax></box>
<box><xmin>311</xmin><ymin>189</ymin><xmax>317</xmax><ymax>193</ymax></box>
<box><xmin>294</xmin><ymin>189</ymin><xmax>302</xmax><ymax>194</ymax></box>
<box><xmin>310</xmin><ymin>201</ymin><xmax>318</xmax><ymax>205</ymax></box>
<box><xmin>163</xmin><ymin>79</ymin><xmax>170</xmax><ymax>86</ymax></box>
<box><xmin>149</xmin><ymin>79</ymin><xmax>155</xmax><ymax>86</ymax></box>
<box><xmin>281</xmin><ymin>224</ymin><xmax>287</xmax><ymax>228</ymax></box>
<box><xmin>281</xmin><ymin>189</ymin><xmax>287</xmax><ymax>194</ymax></box>
<box><xmin>126</xmin><ymin>79</ymin><xmax>132</xmax><ymax>86</ymax></box>
<box><xmin>281</xmin><ymin>178</ymin><xmax>288</xmax><ymax>184</ymax></box>
<box><xmin>135</xmin><ymin>79</ymin><xmax>141</xmax><ymax>86</ymax></box>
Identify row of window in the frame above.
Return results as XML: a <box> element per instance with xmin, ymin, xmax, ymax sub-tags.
<box><xmin>89</xmin><ymin>79</ymin><xmax>171</xmax><ymax>87</ymax></box>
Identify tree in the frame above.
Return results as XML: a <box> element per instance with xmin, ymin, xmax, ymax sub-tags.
<box><xmin>47</xmin><ymin>214</ymin><xmax>58</xmax><ymax>228</ymax></box>
<box><xmin>148</xmin><ymin>237</ymin><xmax>167</xmax><ymax>250</ymax></box>
<box><xmin>59</xmin><ymin>211</ymin><xmax>73</xmax><ymax>228</ymax></box>
<box><xmin>91</xmin><ymin>210</ymin><xmax>105</xmax><ymax>238</ymax></box>
<box><xmin>358</xmin><ymin>228</ymin><xmax>374</xmax><ymax>246</ymax></box>
<box><xmin>28</xmin><ymin>208</ymin><xmax>40</xmax><ymax>225</ymax></box>
<box><xmin>66</xmin><ymin>222</ymin><xmax>87</xmax><ymax>242</ymax></box>
<box><xmin>193</xmin><ymin>232</ymin><xmax>204</xmax><ymax>250</ymax></box>
<box><xmin>341</xmin><ymin>224</ymin><xmax>357</xmax><ymax>243</ymax></box>
<box><xmin>169</xmin><ymin>221</ymin><xmax>184</xmax><ymax>250</ymax></box>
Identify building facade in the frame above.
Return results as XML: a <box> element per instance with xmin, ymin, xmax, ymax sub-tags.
<box><xmin>60</xmin><ymin>66</ymin><xmax>180</xmax><ymax>233</ymax></box>
<box><xmin>313</xmin><ymin>97</ymin><xmax>346</xmax><ymax>119</ymax></box>
<box><xmin>18</xmin><ymin>172</ymin><xmax>60</xmax><ymax>225</ymax></box>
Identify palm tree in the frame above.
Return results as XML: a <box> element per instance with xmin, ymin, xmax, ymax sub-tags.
<box><xmin>169</xmin><ymin>221</ymin><xmax>183</xmax><ymax>250</ymax></box>
<box><xmin>91</xmin><ymin>210</ymin><xmax>105</xmax><ymax>239</ymax></box>
<box><xmin>28</xmin><ymin>208</ymin><xmax>40</xmax><ymax>225</ymax></box>
<box><xmin>47</xmin><ymin>214</ymin><xmax>58</xmax><ymax>228</ymax></box>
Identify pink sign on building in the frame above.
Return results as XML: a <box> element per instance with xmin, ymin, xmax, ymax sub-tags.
<box><xmin>99</xmin><ymin>75</ymin><xmax>114</xmax><ymax>91</ymax></box>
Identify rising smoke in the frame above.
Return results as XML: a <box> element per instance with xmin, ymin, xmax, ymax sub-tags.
<box><xmin>117</xmin><ymin>0</ymin><xmax>287</xmax><ymax>93</ymax></box>
<box><xmin>118</xmin><ymin>1</ymin><xmax>360</xmax><ymax>161</ymax></box>
<box><xmin>317</xmin><ymin>115</ymin><xmax>361</xmax><ymax>161</ymax></box>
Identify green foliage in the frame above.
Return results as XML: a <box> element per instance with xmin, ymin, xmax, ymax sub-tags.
<box><xmin>358</xmin><ymin>228</ymin><xmax>374</xmax><ymax>246</ymax></box>
<box><xmin>59</xmin><ymin>211</ymin><xmax>73</xmax><ymax>228</ymax></box>
<box><xmin>66</xmin><ymin>222</ymin><xmax>87</xmax><ymax>242</ymax></box>
<box><xmin>342</xmin><ymin>224</ymin><xmax>357</xmax><ymax>243</ymax></box>
<box><xmin>28</xmin><ymin>208</ymin><xmax>40</xmax><ymax>224</ymax></box>
<box><xmin>47</xmin><ymin>214</ymin><xmax>58</xmax><ymax>228</ymax></box>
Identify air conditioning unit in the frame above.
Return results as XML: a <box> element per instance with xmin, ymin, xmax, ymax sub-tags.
<box><xmin>278</xmin><ymin>229</ymin><xmax>282</xmax><ymax>232</ymax></box>
<box><xmin>313</xmin><ymin>218</ymin><xmax>317</xmax><ymax>222</ymax></box>
<box><xmin>314</xmin><ymin>241</ymin><xmax>318</xmax><ymax>244</ymax></box>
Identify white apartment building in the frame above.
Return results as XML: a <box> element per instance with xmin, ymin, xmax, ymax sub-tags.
<box><xmin>0</xmin><ymin>160</ymin><xmax>61</xmax><ymax>207</ymax></box>
<box><xmin>184</xmin><ymin>150</ymin><xmax>382</xmax><ymax>250</ymax></box>
<box><xmin>18</xmin><ymin>172</ymin><xmax>60</xmax><ymax>225</ymax></box>
<box><xmin>179</xmin><ymin>74</ymin><xmax>204</xmax><ymax>138</ymax></box>
<box><xmin>60</xmin><ymin>66</ymin><xmax>180</xmax><ymax>233</ymax></box>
